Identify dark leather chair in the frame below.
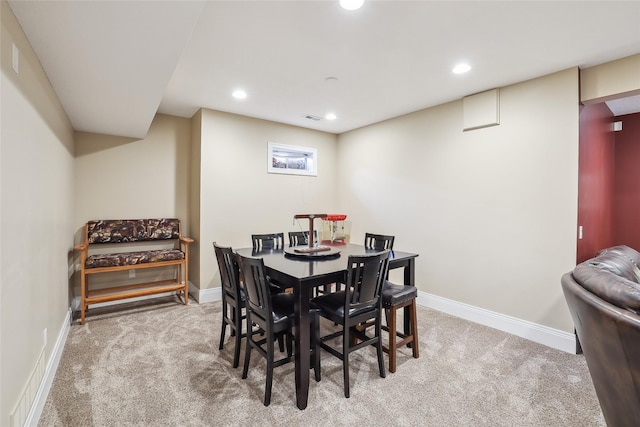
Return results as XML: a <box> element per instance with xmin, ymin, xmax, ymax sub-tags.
<box><xmin>363</xmin><ymin>233</ymin><xmax>419</xmax><ymax>373</ymax></box>
<box><xmin>251</xmin><ymin>233</ymin><xmax>285</xmax><ymax>250</ymax></box>
<box><xmin>312</xmin><ymin>250</ymin><xmax>390</xmax><ymax>398</ymax></box>
<box><xmin>561</xmin><ymin>245</ymin><xmax>640</xmax><ymax>427</ymax></box>
<box><xmin>237</xmin><ymin>253</ymin><xmax>320</xmax><ymax>406</ymax></box>
<box><xmin>213</xmin><ymin>242</ymin><xmax>245</xmax><ymax>368</ymax></box>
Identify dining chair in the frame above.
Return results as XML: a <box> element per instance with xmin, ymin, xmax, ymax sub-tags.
<box><xmin>287</xmin><ymin>230</ymin><xmax>318</xmax><ymax>247</ymax></box>
<box><xmin>289</xmin><ymin>230</ymin><xmax>333</xmax><ymax>297</ymax></box>
<box><xmin>251</xmin><ymin>232</ymin><xmax>287</xmax><ymax>294</ymax></box>
<box><xmin>237</xmin><ymin>253</ymin><xmax>320</xmax><ymax>406</ymax></box>
<box><xmin>213</xmin><ymin>242</ymin><xmax>246</xmax><ymax>368</ymax></box>
<box><xmin>251</xmin><ymin>233</ymin><xmax>285</xmax><ymax>251</ymax></box>
<box><xmin>364</xmin><ymin>232</ymin><xmax>395</xmax><ymax>251</ymax></box>
<box><xmin>311</xmin><ymin>250</ymin><xmax>390</xmax><ymax>398</ymax></box>
<box><xmin>363</xmin><ymin>233</ymin><xmax>419</xmax><ymax>373</ymax></box>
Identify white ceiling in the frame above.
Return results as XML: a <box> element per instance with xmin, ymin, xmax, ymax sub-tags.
<box><xmin>8</xmin><ymin>1</ymin><xmax>640</xmax><ymax>138</ymax></box>
<box><xmin>606</xmin><ymin>95</ymin><xmax>640</xmax><ymax>117</ymax></box>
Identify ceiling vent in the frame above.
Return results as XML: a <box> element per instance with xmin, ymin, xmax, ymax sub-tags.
<box><xmin>304</xmin><ymin>114</ymin><xmax>321</xmax><ymax>121</ymax></box>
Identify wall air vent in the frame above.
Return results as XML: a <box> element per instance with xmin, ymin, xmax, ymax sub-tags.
<box><xmin>304</xmin><ymin>115</ymin><xmax>321</xmax><ymax>121</ymax></box>
<box><xmin>613</xmin><ymin>121</ymin><xmax>623</xmax><ymax>132</ymax></box>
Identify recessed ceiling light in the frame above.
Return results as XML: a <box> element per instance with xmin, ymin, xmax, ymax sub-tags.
<box><xmin>326</xmin><ymin>113</ymin><xmax>337</xmax><ymax>120</ymax></box>
<box><xmin>340</xmin><ymin>0</ymin><xmax>364</xmax><ymax>11</ymax></box>
<box><xmin>452</xmin><ymin>63</ymin><xmax>471</xmax><ymax>74</ymax></box>
<box><xmin>232</xmin><ymin>89</ymin><xmax>247</xmax><ymax>99</ymax></box>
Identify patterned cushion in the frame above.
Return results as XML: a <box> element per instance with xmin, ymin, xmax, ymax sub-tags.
<box><xmin>87</xmin><ymin>219</ymin><xmax>180</xmax><ymax>244</ymax></box>
<box><xmin>85</xmin><ymin>249</ymin><xmax>185</xmax><ymax>269</ymax></box>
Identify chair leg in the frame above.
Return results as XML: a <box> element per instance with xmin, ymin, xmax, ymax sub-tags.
<box><xmin>388</xmin><ymin>305</ymin><xmax>398</xmax><ymax>373</ymax></box>
<box><xmin>277</xmin><ymin>333</ymin><xmax>285</xmax><ymax>353</ymax></box>
<box><xmin>343</xmin><ymin>325</ymin><xmax>350</xmax><ymax>398</ymax></box>
<box><xmin>286</xmin><ymin>331</ymin><xmax>293</xmax><ymax>358</ymax></box>
<box><xmin>312</xmin><ymin>312</ymin><xmax>321</xmax><ymax>382</ymax></box>
<box><xmin>241</xmin><ymin>332</ymin><xmax>252</xmax><ymax>380</ymax></box>
<box><xmin>230</xmin><ymin>309</ymin><xmax>236</xmax><ymax>337</ymax></box>
<box><xmin>264</xmin><ymin>335</ymin><xmax>274</xmax><ymax>406</ymax></box>
<box><xmin>376</xmin><ymin>317</ymin><xmax>386</xmax><ymax>379</ymax></box>
<box><xmin>219</xmin><ymin>301</ymin><xmax>227</xmax><ymax>351</ymax></box>
<box><xmin>384</xmin><ymin>300</ymin><xmax>419</xmax><ymax>373</ymax></box>
<box><xmin>232</xmin><ymin>307</ymin><xmax>243</xmax><ymax>368</ymax></box>
<box><xmin>410</xmin><ymin>300</ymin><xmax>419</xmax><ymax>359</ymax></box>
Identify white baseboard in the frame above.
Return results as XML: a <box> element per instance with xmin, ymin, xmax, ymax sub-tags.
<box><xmin>26</xmin><ymin>308</ymin><xmax>71</xmax><ymax>427</ymax></box>
<box><xmin>193</xmin><ymin>286</ymin><xmax>221</xmax><ymax>304</ymax></box>
<box><xmin>416</xmin><ymin>291</ymin><xmax>577</xmax><ymax>354</ymax></box>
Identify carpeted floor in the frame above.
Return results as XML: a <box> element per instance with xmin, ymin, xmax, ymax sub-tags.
<box><xmin>38</xmin><ymin>296</ymin><xmax>605</xmax><ymax>426</ymax></box>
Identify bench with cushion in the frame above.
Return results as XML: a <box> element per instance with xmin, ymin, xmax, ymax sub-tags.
<box><xmin>73</xmin><ymin>218</ymin><xmax>193</xmax><ymax>324</ymax></box>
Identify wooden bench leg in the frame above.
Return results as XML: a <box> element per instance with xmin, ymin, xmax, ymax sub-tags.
<box><xmin>81</xmin><ymin>274</ymin><xmax>87</xmax><ymax>325</ymax></box>
<box><xmin>183</xmin><ymin>260</ymin><xmax>189</xmax><ymax>305</ymax></box>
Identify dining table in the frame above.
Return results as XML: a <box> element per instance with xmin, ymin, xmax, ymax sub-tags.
<box><xmin>234</xmin><ymin>242</ymin><xmax>419</xmax><ymax>409</ymax></box>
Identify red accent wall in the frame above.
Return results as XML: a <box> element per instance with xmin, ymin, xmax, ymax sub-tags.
<box><xmin>613</xmin><ymin>112</ymin><xmax>640</xmax><ymax>248</ymax></box>
<box><xmin>577</xmin><ymin>103</ymin><xmax>615</xmax><ymax>263</ymax></box>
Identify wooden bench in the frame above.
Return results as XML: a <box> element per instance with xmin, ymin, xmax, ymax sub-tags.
<box><xmin>73</xmin><ymin>219</ymin><xmax>193</xmax><ymax>324</ymax></box>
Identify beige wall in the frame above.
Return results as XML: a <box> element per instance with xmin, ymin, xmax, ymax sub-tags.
<box><xmin>74</xmin><ymin>113</ymin><xmax>191</xmax><ymax>233</ymax></box>
<box><xmin>1</xmin><ymin>0</ymin><xmax>75</xmax><ymax>423</ymax></box>
<box><xmin>72</xmin><ymin>114</ymin><xmax>192</xmax><ymax>297</ymax></box>
<box><xmin>188</xmin><ymin>110</ymin><xmax>202</xmax><ymax>294</ymax></box>
<box><xmin>195</xmin><ymin>109</ymin><xmax>338</xmax><ymax>291</ymax></box>
<box><xmin>581</xmin><ymin>53</ymin><xmax>640</xmax><ymax>104</ymax></box>
<box><xmin>1</xmin><ymin>5</ymin><xmax>634</xmax><ymax>418</ymax></box>
<box><xmin>337</xmin><ymin>68</ymin><xmax>580</xmax><ymax>333</ymax></box>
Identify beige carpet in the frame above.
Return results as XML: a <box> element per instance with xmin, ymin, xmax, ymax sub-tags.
<box><xmin>38</xmin><ymin>296</ymin><xmax>605</xmax><ymax>426</ymax></box>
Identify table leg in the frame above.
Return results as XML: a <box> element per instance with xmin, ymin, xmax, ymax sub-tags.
<box><xmin>294</xmin><ymin>284</ymin><xmax>310</xmax><ymax>409</ymax></box>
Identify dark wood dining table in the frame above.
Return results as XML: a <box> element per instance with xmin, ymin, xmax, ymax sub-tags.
<box><xmin>235</xmin><ymin>243</ymin><xmax>419</xmax><ymax>409</ymax></box>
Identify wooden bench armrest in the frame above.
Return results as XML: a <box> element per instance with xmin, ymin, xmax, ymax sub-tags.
<box><xmin>180</xmin><ymin>236</ymin><xmax>194</xmax><ymax>244</ymax></box>
<box><xmin>73</xmin><ymin>242</ymin><xmax>88</xmax><ymax>252</ymax></box>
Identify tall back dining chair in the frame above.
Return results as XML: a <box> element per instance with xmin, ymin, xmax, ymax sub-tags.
<box><xmin>289</xmin><ymin>230</ymin><xmax>332</xmax><ymax>296</ymax></box>
<box><xmin>288</xmin><ymin>230</ymin><xmax>318</xmax><ymax>247</ymax></box>
<box><xmin>364</xmin><ymin>232</ymin><xmax>395</xmax><ymax>251</ymax></box>
<box><xmin>213</xmin><ymin>242</ymin><xmax>246</xmax><ymax>368</ymax></box>
<box><xmin>311</xmin><ymin>250</ymin><xmax>390</xmax><ymax>398</ymax></box>
<box><xmin>251</xmin><ymin>232</ymin><xmax>287</xmax><ymax>292</ymax></box>
<box><xmin>363</xmin><ymin>233</ymin><xmax>419</xmax><ymax>373</ymax></box>
<box><xmin>251</xmin><ymin>233</ymin><xmax>285</xmax><ymax>251</ymax></box>
<box><xmin>237</xmin><ymin>253</ymin><xmax>320</xmax><ymax>406</ymax></box>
